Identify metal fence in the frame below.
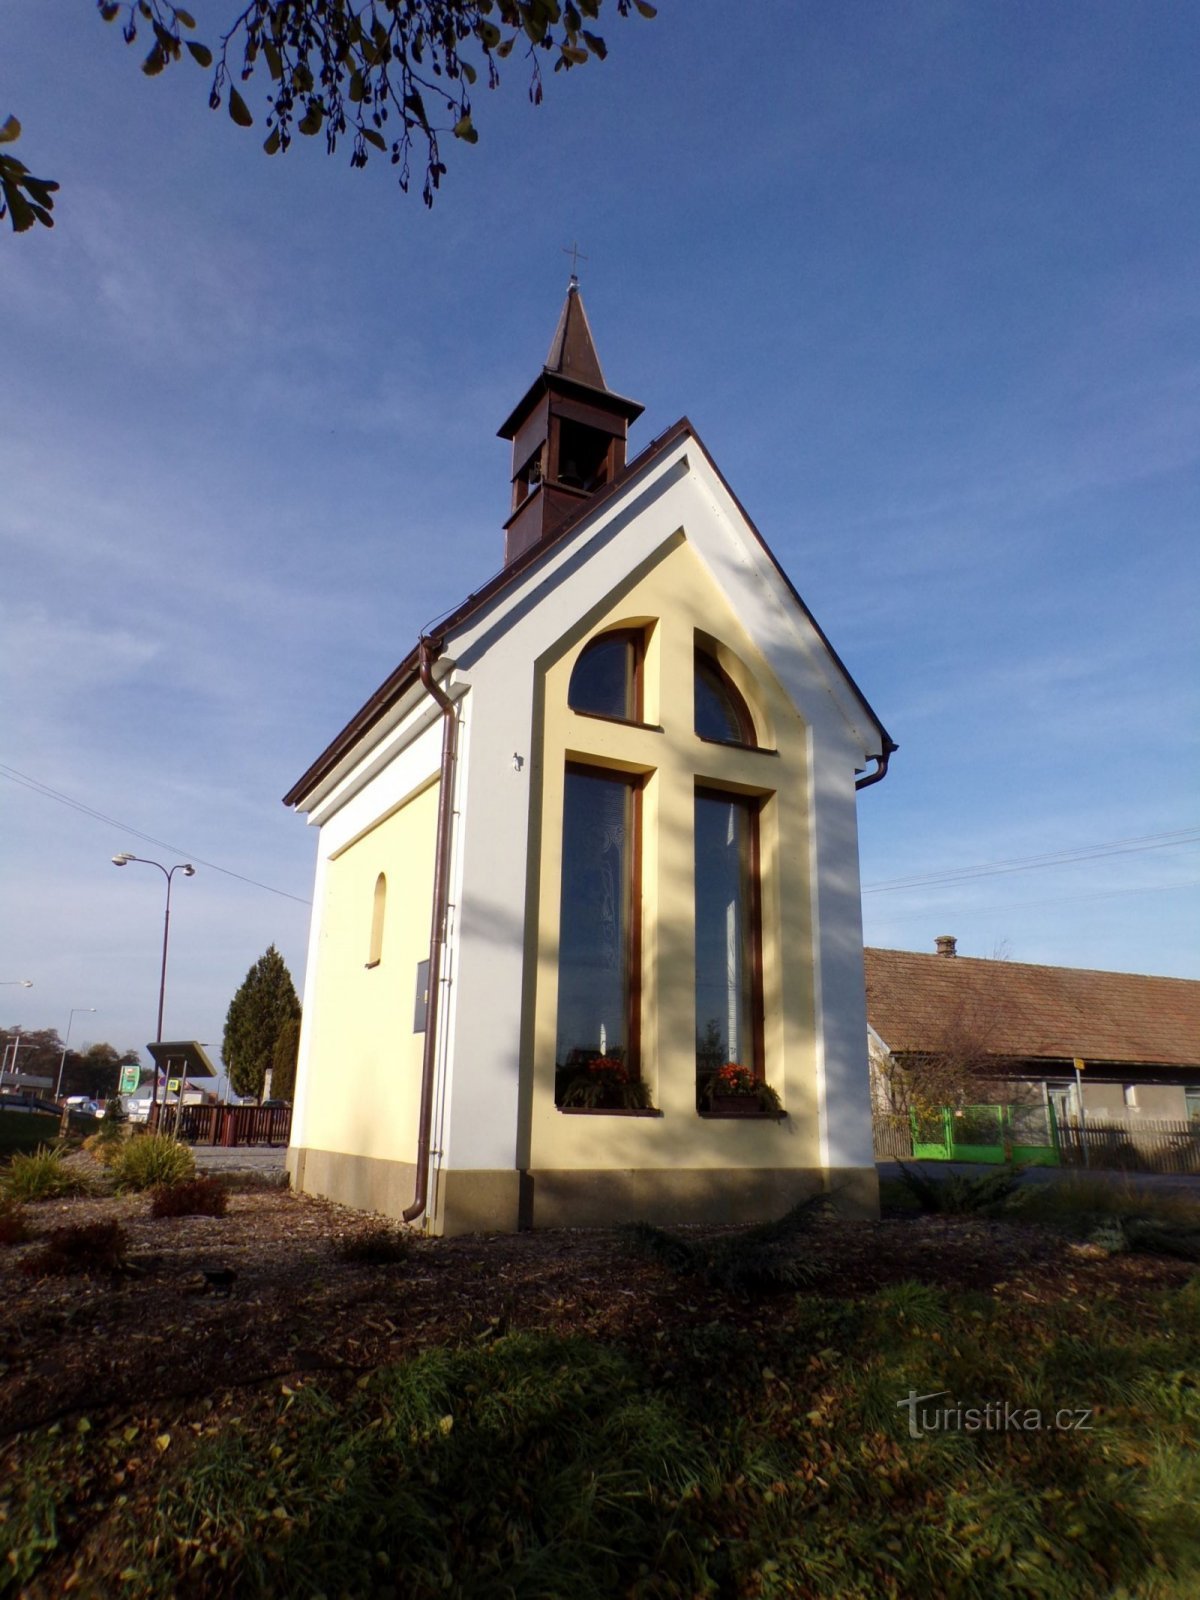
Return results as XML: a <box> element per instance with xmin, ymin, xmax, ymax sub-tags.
<box><xmin>152</xmin><ymin>1102</ymin><xmax>292</xmax><ymax>1147</ymax></box>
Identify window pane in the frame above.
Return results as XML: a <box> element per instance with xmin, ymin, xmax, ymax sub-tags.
<box><xmin>694</xmin><ymin>654</ymin><xmax>753</xmax><ymax>743</ymax></box>
<box><xmin>557</xmin><ymin>770</ymin><xmax>636</xmax><ymax>1074</ymax></box>
<box><xmin>694</xmin><ymin>792</ymin><xmax>758</xmax><ymax>1082</ymax></box>
<box><xmin>569</xmin><ymin>635</ymin><xmax>635</xmax><ymax>719</ymax></box>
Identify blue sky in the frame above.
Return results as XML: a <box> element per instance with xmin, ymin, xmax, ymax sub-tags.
<box><xmin>3</xmin><ymin>0</ymin><xmax>1197</xmax><ymax>1073</ymax></box>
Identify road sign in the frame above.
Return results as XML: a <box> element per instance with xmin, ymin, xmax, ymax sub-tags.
<box><xmin>1073</xmin><ymin>1057</ymin><xmax>1086</xmax><ymax>1072</ymax></box>
<box><xmin>119</xmin><ymin>1065</ymin><xmax>140</xmax><ymax>1095</ymax></box>
<box><xmin>167</xmin><ymin>1078</ymin><xmax>182</xmax><ymax>1095</ymax></box>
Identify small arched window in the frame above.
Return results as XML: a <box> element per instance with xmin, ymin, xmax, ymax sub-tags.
<box><xmin>694</xmin><ymin>651</ymin><xmax>756</xmax><ymax>745</ymax></box>
<box><xmin>367</xmin><ymin>873</ymin><xmax>386</xmax><ymax>967</ymax></box>
<box><xmin>569</xmin><ymin>630</ymin><xmax>641</xmax><ymax>722</ymax></box>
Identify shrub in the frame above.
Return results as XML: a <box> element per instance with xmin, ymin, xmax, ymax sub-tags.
<box><xmin>22</xmin><ymin>1221</ymin><xmax>128</xmax><ymax>1276</ymax></box>
<box><xmin>0</xmin><ymin>1203</ymin><xmax>29</xmax><ymax>1245</ymax></box>
<box><xmin>339</xmin><ymin>1225</ymin><xmax>412</xmax><ymax>1265</ymax></box>
<box><xmin>1</xmin><ymin>1145</ymin><xmax>86</xmax><ymax>1203</ymax></box>
<box><xmin>150</xmin><ymin>1177</ymin><xmax>228</xmax><ymax>1219</ymax></box>
<box><xmin>110</xmin><ymin>1133</ymin><xmax>195</xmax><ymax>1192</ymax></box>
<box><xmin>1012</xmin><ymin>1173</ymin><xmax>1200</xmax><ymax>1231</ymax></box>
<box><xmin>895</xmin><ymin>1162</ymin><xmax>1023</xmax><ymax>1215</ymax></box>
<box><xmin>625</xmin><ymin>1195</ymin><xmax>825</xmax><ymax>1296</ymax></box>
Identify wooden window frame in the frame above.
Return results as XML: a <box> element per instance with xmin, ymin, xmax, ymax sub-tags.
<box><xmin>693</xmin><ymin>785</ymin><xmax>766</xmax><ymax>1085</ymax></box>
<box><xmin>694</xmin><ymin>649</ymin><xmax>757</xmax><ymax>748</ymax></box>
<box><xmin>568</xmin><ymin>629</ymin><xmax>645</xmax><ymax>724</ymax></box>
<box><xmin>559</xmin><ymin>761</ymin><xmax>644</xmax><ymax>1084</ymax></box>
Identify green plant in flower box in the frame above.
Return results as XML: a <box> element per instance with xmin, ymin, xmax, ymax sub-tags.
<box><xmin>699</xmin><ymin>1061</ymin><xmax>784</xmax><ymax>1117</ymax></box>
<box><xmin>560</xmin><ymin>1055</ymin><xmax>654</xmax><ymax>1111</ymax></box>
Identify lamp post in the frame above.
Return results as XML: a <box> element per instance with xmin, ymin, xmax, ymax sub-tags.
<box><xmin>112</xmin><ymin>854</ymin><xmax>195</xmax><ymax>1124</ymax></box>
<box><xmin>55</xmin><ymin>1007</ymin><xmax>98</xmax><ymax>1102</ymax></box>
<box><xmin>1</xmin><ymin>982</ymin><xmax>33</xmax><ymax>1090</ymax></box>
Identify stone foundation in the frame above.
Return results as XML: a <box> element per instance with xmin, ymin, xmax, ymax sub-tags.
<box><xmin>287</xmin><ymin>1145</ymin><xmax>879</xmax><ymax>1235</ymax></box>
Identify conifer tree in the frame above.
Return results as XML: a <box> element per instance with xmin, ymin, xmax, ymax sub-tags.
<box><xmin>270</xmin><ymin>1015</ymin><xmax>302</xmax><ymax>1103</ymax></box>
<box><xmin>223</xmin><ymin>946</ymin><xmax>301</xmax><ymax>1101</ymax></box>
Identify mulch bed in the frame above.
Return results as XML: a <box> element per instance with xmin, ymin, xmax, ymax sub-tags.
<box><xmin>1</xmin><ymin>1180</ymin><xmax>1189</xmax><ymax>1444</ymax></box>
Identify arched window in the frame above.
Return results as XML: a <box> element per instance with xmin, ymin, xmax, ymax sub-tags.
<box><xmin>694</xmin><ymin>651</ymin><xmax>756</xmax><ymax>745</ymax></box>
<box><xmin>367</xmin><ymin>873</ymin><xmax>386</xmax><ymax>967</ymax></box>
<box><xmin>568</xmin><ymin>630</ymin><xmax>642</xmax><ymax>722</ymax></box>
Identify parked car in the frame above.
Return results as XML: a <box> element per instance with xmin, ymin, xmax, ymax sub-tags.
<box><xmin>65</xmin><ymin>1096</ymin><xmax>104</xmax><ymax>1119</ymax></box>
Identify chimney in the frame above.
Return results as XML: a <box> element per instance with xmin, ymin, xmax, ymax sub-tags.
<box><xmin>935</xmin><ymin>935</ymin><xmax>958</xmax><ymax>958</ymax></box>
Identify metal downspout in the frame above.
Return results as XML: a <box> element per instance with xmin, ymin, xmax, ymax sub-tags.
<box><xmin>854</xmin><ymin>739</ymin><xmax>898</xmax><ymax>791</ymax></box>
<box><xmin>403</xmin><ymin>638</ymin><xmax>459</xmax><ymax>1224</ymax></box>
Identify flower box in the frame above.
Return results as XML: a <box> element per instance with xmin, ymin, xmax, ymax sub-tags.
<box><xmin>557</xmin><ymin>1106</ymin><xmax>663</xmax><ymax>1117</ymax></box>
<box><xmin>705</xmin><ymin>1095</ymin><xmax>779</xmax><ymax>1119</ymax></box>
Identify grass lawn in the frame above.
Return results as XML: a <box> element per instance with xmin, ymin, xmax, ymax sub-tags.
<box><xmin>1</xmin><ymin>1167</ymin><xmax>1198</xmax><ymax>1598</ymax></box>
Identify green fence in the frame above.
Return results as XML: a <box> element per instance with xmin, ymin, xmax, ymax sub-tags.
<box><xmin>910</xmin><ymin>1103</ymin><xmax>1060</xmax><ymax>1166</ymax></box>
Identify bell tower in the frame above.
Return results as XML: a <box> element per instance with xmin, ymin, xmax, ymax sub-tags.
<box><xmin>497</xmin><ymin>277</ymin><xmax>644</xmax><ymax>566</ymax></box>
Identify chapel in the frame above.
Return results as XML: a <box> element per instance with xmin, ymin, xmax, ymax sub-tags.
<box><xmin>284</xmin><ymin>280</ymin><xmax>895</xmax><ymax>1234</ymax></box>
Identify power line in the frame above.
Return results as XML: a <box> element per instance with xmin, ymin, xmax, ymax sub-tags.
<box><xmin>0</xmin><ymin>762</ymin><xmax>312</xmax><ymax>907</ymax></box>
<box><xmin>864</xmin><ymin>877</ymin><xmax>1199</xmax><ymax>924</ymax></box>
<box><xmin>862</xmin><ymin>826</ymin><xmax>1200</xmax><ymax>894</ymax></box>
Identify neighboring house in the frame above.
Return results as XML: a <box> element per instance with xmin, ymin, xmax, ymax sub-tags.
<box><xmin>283</xmin><ymin>281</ymin><xmax>895</xmax><ymax>1235</ymax></box>
<box><xmin>866</xmin><ymin>938</ymin><xmax>1200</xmax><ymax>1125</ymax></box>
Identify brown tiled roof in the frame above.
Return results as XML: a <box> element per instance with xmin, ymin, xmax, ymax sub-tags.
<box><xmin>864</xmin><ymin>947</ymin><xmax>1200</xmax><ymax>1069</ymax></box>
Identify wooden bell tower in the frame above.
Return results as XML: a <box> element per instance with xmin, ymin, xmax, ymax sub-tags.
<box><xmin>497</xmin><ymin>277</ymin><xmax>644</xmax><ymax>566</ymax></box>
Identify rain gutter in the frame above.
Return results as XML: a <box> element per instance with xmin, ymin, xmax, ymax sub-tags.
<box><xmin>403</xmin><ymin>637</ymin><xmax>459</xmax><ymax>1224</ymax></box>
<box><xmin>855</xmin><ymin>739</ymin><xmax>898</xmax><ymax>791</ymax></box>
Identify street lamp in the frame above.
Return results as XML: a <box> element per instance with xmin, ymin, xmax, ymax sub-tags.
<box><xmin>112</xmin><ymin>854</ymin><xmax>196</xmax><ymax>1124</ymax></box>
<box><xmin>55</xmin><ymin>1007</ymin><xmax>98</xmax><ymax>1101</ymax></box>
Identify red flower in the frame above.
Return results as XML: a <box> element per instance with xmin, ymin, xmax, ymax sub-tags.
<box><xmin>587</xmin><ymin>1056</ymin><xmax>629</xmax><ymax>1084</ymax></box>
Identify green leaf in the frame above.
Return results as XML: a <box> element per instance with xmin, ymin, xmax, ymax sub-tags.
<box><xmin>175</xmin><ymin>7</ymin><xmax>196</xmax><ymax>26</ymax></box>
<box><xmin>142</xmin><ymin>45</ymin><xmax>167</xmax><ymax>76</ymax></box>
<box><xmin>633</xmin><ymin>0</ymin><xmax>657</xmax><ymax>14</ymax></box>
<box><xmin>264</xmin><ymin>40</ymin><xmax>283</xmax><ymax>80</ymax></box>
<box><xmin>349</xmin><ymin>69</ymin><xmax>366</xmax><ymax>103</ymax></box>
<box><xmin>582</xmin><ymin>30</ymin><xmax>606</xmax><ymax>58</ymax></box>
<box><xmin>0</xmin><ymin>116</ymin><xmax>22</xmax><ymax>146</ymax></box>
<box><xmin>228</xmin><ymin>87</ymin><xmax>253</xmax><ymax>127</ymax></box>
<box><xmin>263</xmin><ymin>125</ymin><xmax>281</xmax><ymax>155</ymax></box>
<box><xmin>361</xmin><ymin>127</ymin><xmax>386</xmax><ymax>150</ymax></box>
<box><xmin>452</xmin><ymin>113</ymin><xmax>478</xmax><ymax>144</ymax></box>
<box><xmin>477</xmin><ymin>19</ymin><xmax>501</xmax><ymax>47</ymax></box>
<box><xmin>186</xmin><ymin>40</ymin><xmax>213</xmax><ymax>68</ymax></box>
<box><xmin>298</xmin><ymin>102</ymin><xmax>324</xmax><ymax>136</ymax></box>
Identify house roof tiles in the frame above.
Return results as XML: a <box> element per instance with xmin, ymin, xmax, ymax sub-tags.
<box><xmin>864</xmin><ymin>947</ymin><xmax>1200</xmax><ymax>1069</ymax></box>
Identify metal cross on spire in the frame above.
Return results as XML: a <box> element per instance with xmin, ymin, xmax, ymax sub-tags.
<box><xmin>562</xmin><ymin>239</ymin><xmax>588</xmax><ymax>286</ymax></box>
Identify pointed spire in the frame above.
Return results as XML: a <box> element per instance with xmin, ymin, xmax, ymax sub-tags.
<box><xmin>497</xmin><ymin>279</ymin><xmax>644</xmax><ymax>565</ymax></box>
<box><xmin>544</xmin><ymin>278</ymin><xmax>607</xmax><ymax>390</ymax></box>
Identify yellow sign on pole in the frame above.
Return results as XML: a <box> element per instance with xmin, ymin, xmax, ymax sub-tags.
<box><xmin>1073</xmin><ymin>1058</ymin><xmax>1086</xmax><ymax>1073</ymax></box>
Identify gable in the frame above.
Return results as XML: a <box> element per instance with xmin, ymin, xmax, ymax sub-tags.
<box><xmin>285</xmin><ymin>419</ymin><xmax>892</xmax><ymax>813</ymax></box>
